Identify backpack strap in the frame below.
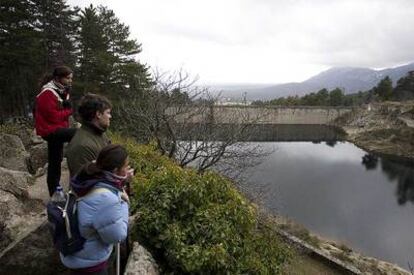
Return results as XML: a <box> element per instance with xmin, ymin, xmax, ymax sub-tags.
<box><xmin>62</xmin><ymin>195</ymin><xmax>72</xmax><ymax>239</ymax></box>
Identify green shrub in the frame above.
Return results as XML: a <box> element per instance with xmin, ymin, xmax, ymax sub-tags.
<box><xmin>111</xmin><ymin>133</ymin><xmax>291</xmax><ymax>274</ymax></box>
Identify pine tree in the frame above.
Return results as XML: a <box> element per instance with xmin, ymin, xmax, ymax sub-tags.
<box><xmin>77</xmin><ymin>5</ymin><xmax>152</xmax><ymax>99</ymax></box>
<box><xmin>0</xmin><ymin>0</ymin><xmax>43</xmax><ymax>119</ymax></box>
<box><xmin>374</xmin><ymin>76</ymin><xmax>393</xmax><ymax>101</ymax></box>
<box><xmin>393</xmin><ymin>72</ymin><xmax>414</xmax><ymax>101</ymax></box>
<box><xmin>33</xmin><ymin>0</ymin><xmax>80</xmax><ymax>70</ymax></box>
<box><xmin>329</xmin><ymin>88</ymin><xmax>344</xmax><ymax>106</ymax></box>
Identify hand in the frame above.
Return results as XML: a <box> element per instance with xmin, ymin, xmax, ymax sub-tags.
<box><xmin>126</xmin><ymin>167</ymin><xmax>135</xmax><ymax>181</ymax></box>
<box><xmin>62</xmin><ymin>100</ymin><xmax>72</xmax><ymax>109</ymax></box>
<box><xmin>64</xmin><ymin>85</ymin><xmax>72</xmax><ymax>94</ymax></box>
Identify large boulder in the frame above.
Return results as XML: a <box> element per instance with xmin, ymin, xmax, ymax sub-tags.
<box><xmin>0</xmin><ymin>134</ymin><xmax>29</xmax><ymax>172</ymax></box>
<box><xmin>0</xmin><ymin>221</ymin><xmax>69</xmax><ymax>275</ymax></box>
<box><xmin>14</xmin><ymin>126</ymin><xmax>35</xmax><ymax>149</ymax></box>
<box><xmin>0</xmin><ymin>167</ymin><xmax>39</xmax><ymax>251</ymax></box>
<box><xmin>124</xmin><ymin>242</ymin><xmax>159</xmax><ymax>275</ymax></box>
<box><xmin>27</xmin><ymin>143</ymin><xmax>48</xmax><ymax>174</ymax></box>
<box><xmin>0</xmin><ymin>167</ymin><xmax>33</xmax><ymax>197</ymax></box>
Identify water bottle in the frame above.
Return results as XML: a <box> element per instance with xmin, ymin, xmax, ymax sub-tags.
<box><xmin>51</xmin><ymin>185</ymin><xmax>66</xmax><ymax>203</ymax></box>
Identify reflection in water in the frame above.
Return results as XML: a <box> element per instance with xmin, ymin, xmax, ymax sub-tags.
<box><xmin>325</xmin><ymin>140</ymin><xmax>337</xmax><ymax>147</ymax></box>
<box><xmin>241</xmin><ymin>142</ymin><xmax>414</xmax><ymax>269</ymax></box>
<box><xmin>179</xmin><ymin>123</ymin><xmax>346</xmax><ymax>142</ymax></box>
<box><xmin>362</xmin><ymin>153</ymin><xmax>414</xmax><ymax>205</ymax></box>
<box><xmin>361</xmin><ymin>154</ymin><xmax>378</xmax><ymax>170</ymax></box>
<box><xmin>382</xmin><ymin>157</ymin><xmax>414</xmax><ymax>205</ymax></box>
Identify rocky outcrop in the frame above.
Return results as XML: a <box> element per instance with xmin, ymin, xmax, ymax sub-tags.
<box><xmin>0</xmin><ymin>134</ymin><xmax>29</xmax><ymax>172</ymax></box>
<box><xmin>0</xmin><ymin>167</ymin><xmax>42</xmax><ymax>252</ymax></box>
<box><xmin>0</xmin><ymin>167</ymin><xmax>33</xmax><ymax>197</ymax></box>
<box><xmin>337</xmin><ymin>101</ymin><xmax>414</xmax><ymax>159</ymax></box>
<box><xmin>125</xmin><ymin>242</ymin><xmax>159</xmax><ymax>275</ymax></box>
<box><xmin>272</xmin><ymin>214</ymin><xmax>410</xmax><ymax>275</ymax></box>
<box><xmin>0</xmin><ymin>132</ymin><xmax>46</xmax><ymax>253</ymax></box>
<box><xmin>27</xmin><ymin>143</ymin><xmax>48</xmax><ymax>175</ymax></box>
<box><xmin>0</xmin><ymin>221</ymin><xmax>69</xmax><ymax>275</ymax></box>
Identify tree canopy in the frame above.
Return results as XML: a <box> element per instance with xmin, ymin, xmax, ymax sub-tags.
<box><xmin>0</xmin><ymin>0</ymin><xmax>152</xmax><ymax>121</ymax></box>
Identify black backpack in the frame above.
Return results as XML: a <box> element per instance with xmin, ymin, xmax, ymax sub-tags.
<box><xmin>46</xmin><ymin>191</ymin><xmax>85</xmax><ymax>256</ymax></box>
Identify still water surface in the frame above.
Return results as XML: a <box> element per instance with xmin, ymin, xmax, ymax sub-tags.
<box><xmin>243</xmin><ymin>141</ymin><xmax>414</xmax><ymax>268</ymax></box>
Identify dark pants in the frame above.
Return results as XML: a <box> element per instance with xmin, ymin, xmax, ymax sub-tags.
<box><xmin>44</xmin><ymin>128</ymin><xmax>76</xmax><ymax>196</ymax></box>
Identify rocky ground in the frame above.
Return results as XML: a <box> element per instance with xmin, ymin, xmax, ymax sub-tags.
<box><xmin>337</xmin><ymin>101</ymin><xmax>414</xmax><ymax>160</ymax></box>
<box><xmin>0</xmin><ymin>125</ymin><xmax>158</xmax><ymax>275</ymax></box>
<box><xmin>268</xmin><ymin>213</ymin><xmax>411</xmax><ymax>275</ymax></box>
<box><xmin>0</xmin><ymin>126</ymin><xmax>48</xmax><ymax>253</ymax></box>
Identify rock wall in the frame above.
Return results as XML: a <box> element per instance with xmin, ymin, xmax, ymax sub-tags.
<box><xmin>173</xmin><ymin>106</ymin><xmax>353</xmax><ymax>125</ymax></box>
<box><xmin>0</xmin><ymin>132</ymin><xmax>46</xmax><ymax>253</ymax></box>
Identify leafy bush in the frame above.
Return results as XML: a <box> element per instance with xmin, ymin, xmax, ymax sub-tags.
<box><xmin>111</xmin><ymin>133</ymin><xmax>291</xmax><ymax>274</ymax></box>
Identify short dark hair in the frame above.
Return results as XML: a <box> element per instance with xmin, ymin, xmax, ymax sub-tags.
<box><xmin>77</xmin><ymin>93</ymin><xmax>112</xmax><ymax>122</ymax></box>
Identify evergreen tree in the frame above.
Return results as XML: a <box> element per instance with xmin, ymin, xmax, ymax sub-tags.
<box><xmin>329</xmin><ymin>88</ymin><xmax>344</xmax><ymax>106</ymax></box>
<box><xmin>374</xmin><ymin>76</ymin><xmax>393</xmax><ymax>101</ymax></box>
<box><xmin>0</xmin><ymin>0</ymin><xmax>42</xmax><ymax>119</ymax></box>
<box><xmin>393</xmin><ymin>72</ymin><xmax>414</xmax><ymax>101</ymax></box>
<box><xmin>77</xmin><ymin>5</ymin><xmax>152</xmax><ymax>99</ymax></box>
<box><xmin>315</xmin><ymin>88</ymin><xmax>329</xmax><ymax>105</ymax></box>
<box><xmin>33</xmin><ymin>0</ymin><xmax>80</xmax><ymax>70</ymax></box>
<box><xmin>0</xmin><ymin>0</ymin><xmax>80</xmax><ymax>120</ymax></box>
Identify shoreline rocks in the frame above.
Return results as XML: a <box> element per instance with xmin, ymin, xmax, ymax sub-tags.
<box><xmin>338</xmin><ymin>101</ymin><xmax>414</xmax><ymax>160</ymax></box>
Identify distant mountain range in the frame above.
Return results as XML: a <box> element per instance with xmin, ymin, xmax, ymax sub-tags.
<box><xmin>210</xmin><ymin>62</ymin><xmax>414</xmax><ymax>101</ymax></box>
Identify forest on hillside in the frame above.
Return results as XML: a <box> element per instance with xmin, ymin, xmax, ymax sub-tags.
<box><xmin>252</xmin><ymin>74</ymin><xmax>414</xmax><ymax>107</ymax></box>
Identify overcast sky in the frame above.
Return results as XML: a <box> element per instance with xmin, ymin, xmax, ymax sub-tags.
<box><xmin>68</xmin><ymin>0</ymin><xmax>414</xmax><ymax>85</ymax></box>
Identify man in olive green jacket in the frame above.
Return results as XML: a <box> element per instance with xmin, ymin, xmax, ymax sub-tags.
<box><xmin>66</xmin><ymin>94</ymin><xmax>112</xmax><ymax>176</ymax></box>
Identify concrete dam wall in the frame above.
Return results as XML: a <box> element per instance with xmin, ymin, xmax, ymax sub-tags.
<box><xmin>173</xmin><ymin>106</ymin><xmax>353</xmax><ymax>125</ymax></box>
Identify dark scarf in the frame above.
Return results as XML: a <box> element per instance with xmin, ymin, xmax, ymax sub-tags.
<box><xmin>70</xmin><ymin>170</ymin><xmax>124</xmax><ymax>197</ymax></box>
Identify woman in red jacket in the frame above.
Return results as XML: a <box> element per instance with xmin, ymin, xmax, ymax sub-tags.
<box><xmin>35</xmin><ymin>66</ymin><xmax>77</xmax><ymax>196</ymax></box>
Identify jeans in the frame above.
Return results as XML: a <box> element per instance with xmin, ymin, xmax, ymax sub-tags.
<box><xmin>44</xmin><ymin>128</ymin><xmax>76</xmax><ymax>196</ymax></box>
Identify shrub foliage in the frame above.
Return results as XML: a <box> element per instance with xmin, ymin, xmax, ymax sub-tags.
<box><xmin>111</xmin><ymin>134</ymin><xmax>291</xmax><ymax>274</ymax></box>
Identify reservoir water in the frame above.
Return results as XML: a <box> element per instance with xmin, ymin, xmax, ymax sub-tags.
<box><xmin>242</xmin><ymin>141</ymin><xmax>414</xmax><ymax>269</ymax></box>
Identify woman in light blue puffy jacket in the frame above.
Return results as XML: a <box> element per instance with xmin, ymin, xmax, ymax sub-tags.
<box><xmin>61</xmin><ymin>144</ymin><xmax>132</xmax><ymax>275</ymax></box>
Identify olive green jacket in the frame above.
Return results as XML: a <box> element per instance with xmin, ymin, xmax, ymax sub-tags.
<box><xmin>66</xmin><ymin>123</ymin><xmax>110</xmax><ymax>176</ymax></box>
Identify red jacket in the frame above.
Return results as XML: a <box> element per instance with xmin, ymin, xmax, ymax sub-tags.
<box><xmin>35</xmin><ymin>82</ymin><xmax>73</xmax><ymax>137</ymax></box>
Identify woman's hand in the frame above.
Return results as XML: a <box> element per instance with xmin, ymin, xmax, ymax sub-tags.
<box><xmin>126</xmin><ymin>167</ymin><xmax>134</xmax><ymax>181</ymax></box>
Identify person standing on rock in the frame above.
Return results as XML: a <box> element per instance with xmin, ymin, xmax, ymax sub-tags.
<box><xmin>35</xmin><ymin>65</ymin><xmax>76</xmax><ymax>196</ymax></box>
<box><xmin>61</xmin><ymin>144</ymin><xmax>130</xmax><ymax>275</ymax></box>
<box><xmin>66</xmin><ymin>93</ymin><xmax>112</xmax><ymax>177</ymax></box>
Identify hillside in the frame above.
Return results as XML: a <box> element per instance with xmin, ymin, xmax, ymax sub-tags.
<box><xmin>215</xmin><ymin>62</ymin><xmax>414</xmax><ymax>100</ymax></box>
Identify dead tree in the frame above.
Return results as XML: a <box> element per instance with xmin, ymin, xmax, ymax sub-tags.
<box><xmin>114</xmin><ymin>69</ymin><xmax>271</xmax><ymax>177</ymax></box>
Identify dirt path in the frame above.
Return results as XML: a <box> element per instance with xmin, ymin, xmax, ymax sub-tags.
<box><xmin>0</xmin><ymin>161</ymin><xmax>72</xmax><ymax>275</ymax></box>
<box><xmin>28</xmin><ymin>161</ymin><xmax>70</xmax><ymax>204</ymax></box>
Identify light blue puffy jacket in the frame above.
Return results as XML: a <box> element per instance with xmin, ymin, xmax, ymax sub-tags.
<box><xmin>60</xmin><ymin>182</ymin><xmax>129</xmax><ymax>269</ymax></box>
